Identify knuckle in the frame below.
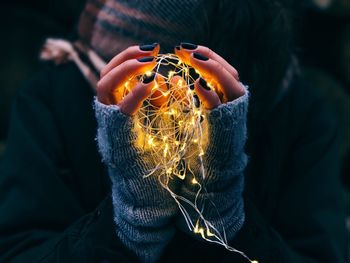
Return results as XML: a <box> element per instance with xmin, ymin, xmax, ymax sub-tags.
<box><xmin>100</xmin><ymin>68</ymin><xmax>107</xmax><ymax>78</ymax></box>
<box><xmin>96</xmin><ymin>80</ymin><xmax>106</xmax><ymax>95</ymax></box>
<box><xmin>120</xmin><ymin>59</ymin><xmax>135</xmax><ymax>72</ymax></box>
<box><xmin>125</xmin><ymin>45</ymin><xmax>135</xmax><ymax>53</ymax></box>
<box><xmin>207</xmin><ymin>47</ymin><xmax>214</xmax><ymax>58</ymax></box>
<box><xmin>212</xmin><ymin>60</ymin><xmax>224</xmax><ymax>73</ymax></box>
<box><xmin>96</xmin><ymin>80</ymin><xmax>102</xmax><ymax>91</ymax></box>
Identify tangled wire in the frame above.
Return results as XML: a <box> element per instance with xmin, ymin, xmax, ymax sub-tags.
<box><xmin>123</xmin><ymin>53</ymin><xmax>257</xmax><ymax>263</ymax></box>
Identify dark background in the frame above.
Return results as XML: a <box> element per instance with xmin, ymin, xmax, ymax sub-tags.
<box><xmin>0</xmin><ymin>0</ymin><xmax>349</xmax><ymax>250</ymax></box>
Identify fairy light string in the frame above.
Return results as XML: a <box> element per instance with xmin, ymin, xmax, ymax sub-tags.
<box><xmin>123</xmin><ymin>53</ymin><xmax>257</xmax><ymax>263</ymax></box>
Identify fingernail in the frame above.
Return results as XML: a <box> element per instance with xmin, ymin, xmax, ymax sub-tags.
<box><xmin>175</xmin><ymin>45</ymin><xmax>180</xmax><ymax>50</ymax></box>
<box><xmin>143</xmin><ymin>73</ymin><xmax>156</xmax><ymax>84</ymax></box>
<box><xmin>138</xmin><ymin>56</ymin><xmax>154</xmax><ymax>63</ymax></box>
<box><xmin>193</xmin><ymin>53</ymin><xmax>209</xmax><ymax>61</ymax></box>
<box><xmin>181</xmin><ymin>42</ymin><xmax>198</xmax><ymax>50</ymax></box>
<box><xmin>199</xmin><ymin>78</ymin><xmax>211</xmax><ymax>90</ymax></box>
<box><xmin>140</xmin><ymin>43</ymin><xmax>157</xmax><ymax>51</ymax></box>
<box><xmin>193</xmin><ymin>94</ymin><xmax>200</xmax><ymax>108</ymax></box>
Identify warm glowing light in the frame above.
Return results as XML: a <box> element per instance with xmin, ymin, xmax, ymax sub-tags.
<box><xmin>145</xmin><ymin>70</ymin><xmax>153</xmax><ymax>77</ymax></box>
<box><xmin>206</xmin><ymin>228</ymin><xmax>215</xmax><ymax>237</ymax></box>
<box><xmin>199</xmin><ymin>149</ymin><xmax>204</xmax><ymax>157</ymax></box>
<box><xmin>151</xmin><ymin>83</ymin><xmax>159</xmax><ymax>91</ymax></box>
<box><xmin>207</xmin><ymin>81</ymin><xmax>215</xmax><ymax>90</ymax></box>
<box><xmin>129</xmin><ymin>53</ymin><xmax>256</xmax><ymax>263</ymax></box>
<box><xmin>168</xmin><ymin>70</ymin><xmax>175</xmax><ymax>79</ymax></box>
<box><xmin>147</xmin><ymin>136</ymin><xmax>155</xmax><ymax>146</ymax></box>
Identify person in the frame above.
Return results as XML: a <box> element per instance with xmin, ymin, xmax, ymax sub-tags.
<box><xmin>0</xmin><ymin>0</ymin><xmax>348</xmax><ymax>262</ymax></box>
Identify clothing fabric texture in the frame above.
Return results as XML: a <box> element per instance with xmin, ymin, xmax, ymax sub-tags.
<box><xmin>0</xmin><ymin>62</ymin><xmax>348</xmax><ymax>262</ymax></box>
<box><xmin>94</xmin><ymin>87</ymin><xmax>248</xmax><ymax>261</ymax></box>
<box><xmin>78</xmin><ymin>0</ymin><xmax>208</xmax><ymax>59</ymax></box>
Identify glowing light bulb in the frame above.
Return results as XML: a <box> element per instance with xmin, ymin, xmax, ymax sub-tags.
<box><xmin>207</xmin><ymin>81</ymin><xmax>215</xmax><ymax>89</ymax></box>
<box><xmin>163</xmin><ymin>144</ymin><xmax>169</xmax><ymax>157</ymax></box>
<box><xmin>176</xmin><ymin>172</ymin><xmax>186</xmax><ymax>180</ymax></box>
<box><xmin>147</xmin><ymin>136</ymin><xmax>155</xmax><ymax>146</ymax></box>
<box><xmin>206</xmin><ymin>228</ymin><xmax>215</xmax><ymax>237</ymax></box>
<box><xmin>145</xmin><ymin>70</ymin><xmax>153</xmax><ymax>77</ymax></box>
<box><xmin>168</xmin><ymin>71</ymin><xmax>175</xmax><ymax>79</ymax></box>
<box><xmin>151</xmin><ymin>83</ymin><xmax>159</xmax><ymax>92</ymax></box>
<box><xmin>130</xmin><ymin>53</ymin><xmax>254</xmax><ymax>263</ymax></box>
<box><xmin>199</xmin><ymin>148</ymin><xmax>204</xmax><ymax>157</ymax></box>
<box><xmin>177</xmin><ymin>79</ymin><xmax>184</xmax><ymax>87</ymax></box>
<box><xmin>191</xmin><ymin>177</ymin><xmax>198</xmax><ymax>184</ymax></box>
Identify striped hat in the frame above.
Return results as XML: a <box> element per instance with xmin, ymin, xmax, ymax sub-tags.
<box><xmin>78</xmin><ymin>0</ymin><xmax>209</xmax><ymax>60</ymax></box>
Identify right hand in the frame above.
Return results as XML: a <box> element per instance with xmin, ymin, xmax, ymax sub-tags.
<box><xmin>97</xmin><ymin>43</ymin><xmax>160</xmax><ymax>115</ymax></box>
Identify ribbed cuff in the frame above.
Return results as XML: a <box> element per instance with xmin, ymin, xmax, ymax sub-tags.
<box><xmin>94</xmin><ymin>98</ymin><xmax>137</xmax><ymax>169</ymax></box>
<box><xmin>94</xmin><ymin>98</ymin><xmax>178</xmax><ymax>262</ymax></box>
<box><xmin>179</xmin><ymin>87</ymin><xmax>249</xmax><ymax>241</ymax></box>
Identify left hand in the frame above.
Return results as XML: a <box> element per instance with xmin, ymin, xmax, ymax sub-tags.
<box><xmin>174</xmin><ymin>44</ymin><xmax>248</xmax><ymax>241</ymax></box>
<box><xmin>175</xmin><ymin>43</ymin><xmax>245</xmax><ymax>109</ymax></box>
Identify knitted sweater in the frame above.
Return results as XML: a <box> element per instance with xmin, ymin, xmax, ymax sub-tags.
<box><xmin>0</xmin><ymin>63</ymin><xmax>347</xmax><ymax>263</ymax></box>
<box><xmin>94</xmin><ymin>88</ymin><xmax>249</xmax><ymax>262</ymax></box>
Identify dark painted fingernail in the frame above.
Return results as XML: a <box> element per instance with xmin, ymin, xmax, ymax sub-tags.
<box><xmin>140</xmin><ymin>43</ymin><xmax>157</xmax><ymax>51</ymax></box>
<box><xmin>199</xmin><ymin>78</ymin><xmax>211</xmax><ymax>90</ymax></box>
<box><xmin>175</xmin><ymin>45</ymin><xmax>180</xmax><ymax>50</ymax></box>
<box><xmin>189</xmin><ymin>84</ymin><xmax>195</xmax><ymax>90</ymax></box>
<box><xmin>181</xmin><ymin>42</ymin><xmax>198</xmax><ymax>50</ymax></box>
<box><xmin>138</xmin><ymin>56</ymin><xmax>154</xmax><ymax>63</ymax></box>
<box><xmin>193</xmin><ymin>94</ymin><xmax>200</xmax><ymax>108</ymax></box>
<box><xmin>143</xmin><ymin>73</ymin><xmax>156</xmax><ymax>84</ymax></box>
<box><xmin>193</xmin><ymin>53</ymin><xmax>209</xmax><ymax>61</ymax></box>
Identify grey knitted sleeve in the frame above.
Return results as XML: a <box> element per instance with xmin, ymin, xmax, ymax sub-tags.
<box><xmin>179</xmin><ymin>87</ymin><xmax>249</xmax><ymax>241</ymax></box>
<box><xmin>94</xmin><ymin>99</ymin><xmax>178</xmax><ymax>263</ymax></box>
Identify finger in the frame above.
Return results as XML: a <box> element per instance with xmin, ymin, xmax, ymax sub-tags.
<box><xmin>119</xmin><ymin>73</ymin><xmax>156</xmax><ymax>116</ymax></box>
<box><xmin>97</xmin><ymin>57</ymin><xmax>156</xmax><ymax>104</ymax></box>
<box><xmin>194</xmin><ymin>78</ymin><xmax>221</xmax><ymax>110</ymax></box>
<box><xmin>174</xmin><ymin>45</ymin><xmax>187</xmax><ymax>64</ymax></box>
<box><xmin>117</xmin><ymin>77</ymin><xmax>139</xmax><ymax>101</ymax></box>
<box><xmin>178</xmin><ymin>43</ymin><xmax>239</xmax><ymax>80</ymax></box>
<box><xmin>100</xmin><ymin>43</ymin><xmax>160</xmax><ymax>78</ymax></box>
<box><xmin>190</xmin><ymin>53</ymin><xmax>245</xmax><ymax>102</ymax></box>
<box><xmin>150</xmin><ymin>74</ymin><xmax>169</xmax><ymax>107</ymax></box>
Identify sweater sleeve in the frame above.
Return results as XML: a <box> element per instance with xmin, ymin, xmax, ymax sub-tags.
<box><xmin>174</xmin><ymin>84</ymin><xmax>348</xmax><ymax>263</ymax></box>
<box><xmin>94</xmin><ymin>99</ymin><xmax>178</xmax><ymax>263</ymax></box>
<box><xmin>178</xmin><ymin>87</ymin><xmax>249</xmax><ymax>241</ymax></box>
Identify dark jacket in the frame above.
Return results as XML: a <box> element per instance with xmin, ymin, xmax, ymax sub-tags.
<box><xmin>0</xmin><ymin>62</ymin><xmax>348</xmax><ymax>263</ymax></box>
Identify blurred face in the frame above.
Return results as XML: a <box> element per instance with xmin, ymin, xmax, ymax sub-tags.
<box><xmin>78</xmin><ymin>0</ymin><xmax>208</xmax><ymax>59</ymax></box>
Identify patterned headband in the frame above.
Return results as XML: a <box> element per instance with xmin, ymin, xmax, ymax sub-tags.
<box><xmin>78</xmin><ymin>0</ymin><xmax>208</xmax><ymax>60</ymax></box>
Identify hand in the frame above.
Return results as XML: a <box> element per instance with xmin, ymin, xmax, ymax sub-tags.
<box><xmin>174</xmin><ymin>43</ymin><xmax>248</xmax><ymax>242</ymax></box>
<box><xmin>94</xmin><ymin>44</ymin><xmax>179</xmax><ymax>262</ymax></box>
<box><xmin>175</xmin><ymin>43</ymin><xmax>245</xmax><ymax>109</ymax></box>
<box><xmin>97</xmin><ymin>43</ymin><xmax>160</xmax><ymax>115</ymax></box>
